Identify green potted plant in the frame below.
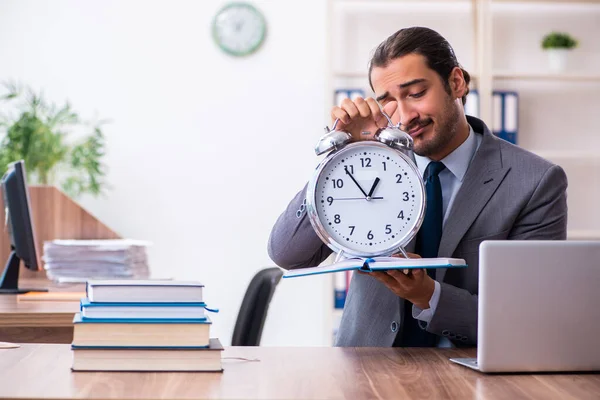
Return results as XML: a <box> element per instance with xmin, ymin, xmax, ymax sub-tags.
<box><xmin>541</xmin><ymin>32</ymin><xmax>578</xmax><ymax>72</ymax></box>
<box><xmin>0</xmin><ymin>82</ymin><xmax>108</xmax><ymax>198</ymax></box>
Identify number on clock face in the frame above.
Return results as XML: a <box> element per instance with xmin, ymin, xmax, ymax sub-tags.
<box><xmin>314</xmin><ymin>144</ymin><xmax>424</xmax><ymax>255</ymax></box>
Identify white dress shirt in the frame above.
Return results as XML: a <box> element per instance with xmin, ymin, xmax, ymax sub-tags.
<box><xmin>410</xmin><ymin>124</ymin><xmax>482</xmax><ymax>345</ymax></box>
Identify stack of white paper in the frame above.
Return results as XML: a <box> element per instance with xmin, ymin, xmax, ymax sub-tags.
<box><xmin>42</xmin><ymin>239</ymin><xmax>151</xmax><ymax>283</ymax></box>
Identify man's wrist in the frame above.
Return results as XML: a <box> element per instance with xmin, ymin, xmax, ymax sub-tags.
<box><xmin>411</xmin><ymin>276</ymin><xmax>435</xmax><ymax>309</ymax></box>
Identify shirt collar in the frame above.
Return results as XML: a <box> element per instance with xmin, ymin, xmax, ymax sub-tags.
<box><xmin>413</xmin><ymin>124</ymin><xmax>477</xmax><ymax>182</ymax></box>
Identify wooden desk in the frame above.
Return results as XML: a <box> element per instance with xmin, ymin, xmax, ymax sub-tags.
<box><xmin>0</xmin><ymin>344</ymin><xmax>598</xmax><ymax>399</ymax></box>
<box><xmin>0</xmin><ymin>280</ymin><xmax>81</xmax><ymax>343</ymax></box>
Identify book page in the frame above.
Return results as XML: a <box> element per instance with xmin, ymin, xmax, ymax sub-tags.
<box><xmin>367</xmin><ymin>257</ymin><xmax>467</xmax><ymax>270</ymax></box>
<box><xmin>282</xmin><ymin>257</ymin><xmax>467</xmax><ymax>278</ymax></box>
<box><xmin>282</xmin><ymin>260</ymin><xmax>361</xmax><ymax>277</ymax></box>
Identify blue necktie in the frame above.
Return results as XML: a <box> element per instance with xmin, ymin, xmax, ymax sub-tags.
<box><xmin>416</xmin><ymin>161</ymin><xmax>446</xmax><ymax>262</ymax></box>
<box><xmin>395</xmin><ymin>161</ymin><xmax>446</xmax><ymax>347</ymax></box>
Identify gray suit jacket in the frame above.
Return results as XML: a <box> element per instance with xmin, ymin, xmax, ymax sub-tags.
<box><xmin>267</xmin><ymin>117</ymin><xmax>568</xmax><ymax>347</ymax></box>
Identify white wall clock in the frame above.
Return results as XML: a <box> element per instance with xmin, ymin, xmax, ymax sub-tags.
<box><xmin>212</xmin><ymin>2</ymin><xmax>267</xmax><ymax>57</ymax></box>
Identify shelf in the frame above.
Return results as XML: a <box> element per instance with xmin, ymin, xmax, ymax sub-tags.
<box><xmin>530</xmin><ymin>151</ymin><xmax>600</xmax><ymax>161</ymax></box>
<box><xmin>494</xmin><ymin>0</ymin><xmax>600</xmax><ymax>4</ymax></box>
<box><xmin>493</xmin><ymin>72</ymin><xmax>600</xmax><ymax>81</ymax></box>
<box><xmin>567</xmin><ymin>230</ymin><xmax>600</xmax><ymax>240</ymax></box>
<box><xmin>332</xmin><ymin>71</ymin><xmax>367</xmax><ymax>79</ymax></box>
<box><xmin>333</xmin><ymin>71</ymin><xmax>600</xmax><ymax>83</ymax></box>
<box><xmin>493</xmin><ymin>1</ymin><xmax>600</xmax><ymax>11</ymax></box>
<box><xmin>333</xmin><ymin>0</ymin><xmax>472</xmax><ymax>13</ymax></box>
<box><xmin>333</xmin><ymin>308</ymin><xmax>344</xmax><ymax>318</ymax></box>
<box><xmin>333</xmin><ymin>70</ymin><xmax>481</xmax><ymax>80</ymax></box>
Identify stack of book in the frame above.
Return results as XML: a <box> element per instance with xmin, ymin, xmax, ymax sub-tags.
<box><xmin>71</xmin><ymin>280</ymin><xmax>223</xmax><ymax>372</ymax></box>
<box><xmin>43</xmin><ymin>239</ymin><xmax>151</xmax><ymax>283</ymax></box>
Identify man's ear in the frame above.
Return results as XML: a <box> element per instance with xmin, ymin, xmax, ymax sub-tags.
<box><xmin>448</xmin><ymin>67</ymin><xmax>467</xmax><ymax>99</ymax></box>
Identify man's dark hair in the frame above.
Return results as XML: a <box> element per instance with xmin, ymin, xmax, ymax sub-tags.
<box><xmin>368</xmin><ymin>27</ymin><xmax>471</xmax><ymax>105</ymax></box>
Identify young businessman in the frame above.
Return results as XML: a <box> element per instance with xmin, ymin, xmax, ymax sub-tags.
<box><xmin>268</xmin><ymin>27</ymin><xmax>568</xmax><ymax>347</ymax></box>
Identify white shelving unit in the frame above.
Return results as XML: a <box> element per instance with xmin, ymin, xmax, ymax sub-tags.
<box><xmin>324</xmin><ymin>0</ymin><xmax>600</xmax><ymax>344</ymax></box>
<box><xmin>493</xmin><ymin>72</ymin><xmax>600</xmax><ymax>81</ymax></box>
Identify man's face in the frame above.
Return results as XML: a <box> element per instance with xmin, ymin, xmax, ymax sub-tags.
<box><xmin>371</xmin><ymin>54</ymin><xmax>461</xmax><ymax>159</ymax></box>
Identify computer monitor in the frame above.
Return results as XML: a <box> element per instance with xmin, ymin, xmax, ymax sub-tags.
<box><xmin>0</xmin><ymin>160</ymin><xmax>47</xmax><ymax>294</ymax></box>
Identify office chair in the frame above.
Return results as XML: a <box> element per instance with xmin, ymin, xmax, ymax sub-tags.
<box><xmin>231</xmin><ymin>267</ymin><xmax>283</xmax><ymax>346</ymax></box>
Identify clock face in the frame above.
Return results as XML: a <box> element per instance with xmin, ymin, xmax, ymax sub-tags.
<box><xmin>307</xmin><ymin>142</ymin><xmax>425</xmax><ymax>257</ymax></box>
<box><xmin>212</xmin><ymin>2</ymin><xmax>266</xmax><ymax>57</ymax></box>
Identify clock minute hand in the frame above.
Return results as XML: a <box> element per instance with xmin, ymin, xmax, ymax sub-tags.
<box><xmin>333</xmin><ymin>197</ymin><xmax>384</xmax><ymax>201</ymax></box>
<box><xmin>367</xmin><ymin>177</ymin><xmax>380</xmax><ymax>198</ymax></box>
<box><xmin>344</xmin><ymin>166</ymin><xmax>369</xmax><ymax>198</ymax></box>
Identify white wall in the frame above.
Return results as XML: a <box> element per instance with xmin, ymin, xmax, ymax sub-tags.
<box><xmin>0</xmin><ymin>0</ymin><xmax>331</xmax><ymax>346</ymax></box>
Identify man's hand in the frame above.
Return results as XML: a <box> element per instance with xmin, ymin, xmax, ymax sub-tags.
<box><xmin>330</xmin><ymin>97</ymin><xmax>398</xmax><ymax>142</ymax></box>
<box><xmin>364</xmin><ymin>252</ymin><xmax>436</xmax><ymax>309</ymax></box>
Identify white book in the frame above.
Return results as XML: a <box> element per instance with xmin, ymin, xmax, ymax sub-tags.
<box><xmin>86</xmin><ymin>279</ymin><xmax>204</xmax><ymax>303</ymax></box>
<box><xmin>283</xmin><ymin>257</ymin><xmax>467</xmax><ymax>278</ymax></box>
<box><xmin>71</xmin><ymin>338</ymin><xmax>224</xmax><ymax>372</ymax></box>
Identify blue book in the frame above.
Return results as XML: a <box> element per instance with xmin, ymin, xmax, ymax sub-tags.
<box><xmin>80</xmin><ymin>298</ymin><xmax>208</xmax><ymax>320</ymax></box>
<box><xmin>72</xmin><ymin>313</ymin><xmax>211</xmax><ymax>347</ymax></box>
<box><xmin>283</xmin><ymin>257</ymin><xmax>467</xmax><ymax>278</ymax></box>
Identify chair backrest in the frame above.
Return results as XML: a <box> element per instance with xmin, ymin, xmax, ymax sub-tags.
<box><xmin>231</xmin><ymin>267</ymin><xmax>283</xmax><ymax>346</ymax></box>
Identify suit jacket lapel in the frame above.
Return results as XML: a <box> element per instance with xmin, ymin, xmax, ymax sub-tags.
<box><xmin>436</xmin><ymin>120</ymin><xmax>510</xmax><ymax>282</ymax></box>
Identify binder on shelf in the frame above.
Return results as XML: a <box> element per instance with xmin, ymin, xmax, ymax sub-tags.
<box><xmin>333</xmin><ymin>272</ymin><xmax>346</xmax><ymax>309</ymax></box>
<box><xmin>492</xmin><ymin>91</ymin><xmax>519</xmax><ymax>145</ymax></box>
<box><xmin>334</xmin><ymin>88</ymin><xmax>365</xmax><ymax>106</ymax></box>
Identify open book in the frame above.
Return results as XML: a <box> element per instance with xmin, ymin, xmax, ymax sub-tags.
<box><xmin>282</xmin><ymin>257</ymin><xmax>467</xmax><ymax>278</ymax></box>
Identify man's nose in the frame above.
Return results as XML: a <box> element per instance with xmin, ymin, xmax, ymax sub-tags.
<box><xmin>398</xmin><ymin>104</ymin><xmax>419</xmax><ymax>130</ymax></box>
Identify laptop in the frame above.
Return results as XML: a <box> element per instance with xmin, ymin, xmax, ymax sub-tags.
<box><xmin>450</xmin><ymin>240</ymin><xmax>600</xmax><ymax>373</ymax></box>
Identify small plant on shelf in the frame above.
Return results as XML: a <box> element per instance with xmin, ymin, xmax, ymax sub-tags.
<box><xmin>541</xmin><ymin>32</ymin><xmax>578</xmax><ymax>50</ymax></box>
<box><xmin>541</xmin><ymin>32</ymin><xmax>578</xmax><ymax>72</ymax></box>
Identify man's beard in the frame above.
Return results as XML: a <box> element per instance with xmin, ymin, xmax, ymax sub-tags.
<box><xmin>412</xmin><ymin>98</ymin><xmax>459</xmax><ymax>158</ymax></box>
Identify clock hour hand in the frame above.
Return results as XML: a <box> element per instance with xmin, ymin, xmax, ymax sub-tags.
<box><xmin>367</xmin><ymin>177</ymin><xmax>380</xmax><ymax>198</ymax></box>
<box><xmin>344</xmin><ymin>166</ymin><xmax>369</xmax><ymax>198</ymax></box>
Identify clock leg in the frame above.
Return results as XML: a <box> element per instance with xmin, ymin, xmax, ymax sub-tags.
<box><xmin>397</xmin><ymin>247</ymin><xmax>409</xmax><ymax>259</ymax></box>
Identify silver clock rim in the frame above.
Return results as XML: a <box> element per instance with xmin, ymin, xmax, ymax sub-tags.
<box><xmin>306</xmin><ymin>141</ymin><xmax>426</xmax><ymax>259</ymax></box>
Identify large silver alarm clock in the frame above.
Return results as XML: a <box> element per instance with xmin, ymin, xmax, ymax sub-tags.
<box><xmin>306</xmin><ymin>119</ymin><xmax>426</xmax><ymax>259</ymax></box>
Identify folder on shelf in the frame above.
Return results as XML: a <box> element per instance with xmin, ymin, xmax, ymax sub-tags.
<box><xmin>503</xmin><ymin>92</ymin><xmax>519</xmax><ymax>144</ymax></box>
<box><xmin>492</xmin><ymin>91</ymin><xmax>519</xmax><ymax>145</ymax></box>
<box><xmin>333</xmin><ymin>272</ymin><xmax>346</xmax><ymax>309</ymax></box>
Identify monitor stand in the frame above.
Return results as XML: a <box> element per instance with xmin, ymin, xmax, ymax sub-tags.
<box><xmin>0</xmin><ymin>250</ymin><xmax>48</xmax><ymax>294</ymax></box>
